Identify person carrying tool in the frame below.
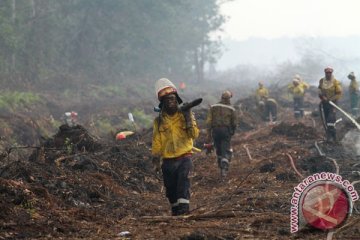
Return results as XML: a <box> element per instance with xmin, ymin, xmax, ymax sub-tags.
<box><xmin>318</xmin><ymin>67</ymin><xmax>342</xmax><ymax>142</ymax></box>
<box><xmin>206</xmin><ymin>91</ymin><xmax>237</xmax><ymax>178</ymax></box>
<box><xmin>151</xmin><ymin>78</ymin><xmax>199</xmax><ymax>216</ymax></box>
<box><xmin>288</xmin><ymin>75</ymin><xmax>309</xmax><ymax>118</ymax></box>
<box><xmin>348</xmin><ymin>72</ymin><xmax>359</xmax><ymax>117</ymax></box>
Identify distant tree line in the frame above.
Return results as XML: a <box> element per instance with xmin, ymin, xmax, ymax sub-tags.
<box><xmin>0</xmin><ymin>0</ymin><xmax>225</xmax><ymax>88</ymax></box>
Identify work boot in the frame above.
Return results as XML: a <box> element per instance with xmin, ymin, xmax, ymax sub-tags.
<box><xmin>217</xmin><ymin>156</ymin><xmax>222</xmax><ymax>168</ymax></box>
<box><xmin>326</xmin><ymin>132</ymin><xmax>331</xmax><ymax>142</ymax></box>
<box><xmin>220</xmin><ymin>168</ymin><xmax>227</xmax><ymax>178</ymax></box>
<box><xmin>226</xmin><ymin>149</ymin><xmax>233</xmax><ymax>162</ymax></box>
<box><xmin>171</xmin><ymin>206</ymin><xmax>179</xmax><ymax>216</ymax></box>
<box><xmin>220</xmin><ymin>158</ymin><xmax>229</xmax><ymax>178</ymax></box>
<box><xmin>221</xmin><ymin>158</ymin><xmax>229</xmax><ymax>170</ymax></box>
<box><xmin>177</xmin><ymin>203</ymin><xmax>189</xmax><ymax>215</ymax></box>
<box><xmin>326</xmin><ymin>129</ymin><xmax>337</xmax><ymax>143</ymax></box>
<box><xmin>331</xmin><ymin>131</ymin><xmax>337</xmax><ymax>143</ymax></box>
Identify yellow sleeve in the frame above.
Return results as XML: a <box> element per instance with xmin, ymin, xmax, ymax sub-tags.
<box><xmin>288</xmin><ymin>84</ymin><xmax>294</xmax><ymax>93</ymax></box>
<box><xmin>186</xmin><ymin>113</ymin><xmax>199</xmax><ymax>139</ymax></box>
<box><xmin>333</xmin><ymin>80</ymin><xmax>342</xmax><ymax>101</ymax></box>
<box><xmin>297</xmin><ymin>86</ymin><xmax>305</xmax><ymax>95</ymax></box>
<box><xmin>302</xmin><ymin>82</ymin><xmax>309</xmax><ymax>89</ymax></box>
<box><xmin>318</xmin><ymin>79</ymin><xmax>323</xmax><ymax>97</ymax></box>
<box><xmin>318</xmin><ymin>79</ymin><xmax>322</xmax><ymax>89</ymax></box>
<box><xmin>264</xmin><ymin>88</ymin><xmax>269</xmax><ymax>97</ymax></box>
<box><xmin>231</xmin><ymin>109</ymin><xmax>237</xmax><ymax>130</ymax></box>
<box><xmin>350</xmin><ymin>82</ymin><xmax>355</xmax><ymax>91</ymax></box>
<box><xmin>255</xmin><ymin>89</ymin><xmax>261</xmax><ymax>101</ymax></box>
<box><xmin>206</xmin><ymin>108</ymin><xmax>212</xmax><ymax>129</ymax></box>
<box><xmin>350</xmin><ymin>81</ymin><xmax>359</xmax><ymax>92</ymax></box>
<box><xmin>151</xmin><ymin>118</ymin><xmax>162</xmax><ymax>156</ymax></box>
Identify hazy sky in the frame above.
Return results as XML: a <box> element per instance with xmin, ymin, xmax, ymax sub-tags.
<box><xmin>221</xmin><ymin>0</ymin><xmax>360</xmax><ymax>40</ymax></box>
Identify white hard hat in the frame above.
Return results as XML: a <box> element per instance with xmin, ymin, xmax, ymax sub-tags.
<box><xmin>294</xmin><ymin>74</ymin><xmax>302</xmax><ymax>80</ymax></box>
<box><xmin>155</xmin><ymin>78</ymin><xmax>177</xmax><ymax>100</ymax></box>
<box><xmin>155</xmin><ymin>78</ymin><xmax>183</xmax><ymax>106</ymax></box>
<box><xmin>293</xmin><ymin>79</ymin><xmax>300</xmax><ymax>84</ymax></box>
<box><xmin>221</xmin><ymin>90</ymin><xmax>233</xmax><ymax>99</ymax></box>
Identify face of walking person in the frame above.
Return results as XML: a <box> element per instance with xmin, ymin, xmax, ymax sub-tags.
<box><xmin>163</xmin><ymin>94</ymin><xmax>178</xmax><ymax>115</ymax></box>
<box><xmin>325</xmin><ymin>71</ymin><xmax>333</xmax><ymax>81</ymax></box>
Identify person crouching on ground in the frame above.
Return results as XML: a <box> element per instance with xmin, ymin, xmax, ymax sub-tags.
<box><xmin>264</xmin><ymin>96</ymin><xmax>278</xmax><ymax>122</ymax></box>
<box><xmin>151</xmin><ymin>78</ymin><xmax>199</xmax><ymax>216</ymax></box>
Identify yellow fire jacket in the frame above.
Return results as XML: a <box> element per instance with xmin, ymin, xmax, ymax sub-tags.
<box><xmin>152</xmin><ymin>111</ymin><xmax>199</xmax><ymax>159</ymax></box>
<box><xmin>288</xmin><ymin>82</ymin><xmax>309</xmax><ymax>97</ymax></box>
<box><xmin>256</xmin><ymin>87</ymin><xmax>269</xmax><ymax>101</ymax></box>
<box><xmin>318</xmin><ymin>78</ymin><xmax>342</xmax><ymax>101</ymax></box>
<box><xmin>349</xmin><ymin>79</ymin><xmax>359</xmax><ymax>94</ymax></box>
<box><xmin>206</xmin><ymin>102</ymin><xmax>237</xmax><ymax>130</ymax></box>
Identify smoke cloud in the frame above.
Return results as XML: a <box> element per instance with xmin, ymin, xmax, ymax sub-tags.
<box><xmin>342</xmin><ymin>129</ymin><xmax>360</xmax><ymax>156</ymax></box>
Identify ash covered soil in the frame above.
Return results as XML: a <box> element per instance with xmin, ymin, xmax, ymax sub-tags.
<box><xmin>1</xmin><ymin>98</ymin><xmax>360</xmax><ymax>239</ymax></box>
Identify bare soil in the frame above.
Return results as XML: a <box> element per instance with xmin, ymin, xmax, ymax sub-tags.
<box><xmin>0</xmin><ymin>91</ymin><xmax>359</xmax><ymax>240</ymax></box>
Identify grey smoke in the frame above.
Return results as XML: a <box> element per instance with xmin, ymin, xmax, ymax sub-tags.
<box><xmin>342</xmin><ymin>129</ymin><xmax>360</xmax><ymax>156</ymax></box>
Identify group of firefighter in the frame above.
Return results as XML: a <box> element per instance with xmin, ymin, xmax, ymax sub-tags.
<box><xmin>151</xmin><ymin>67</ymin><xmax>359</xmax><ymax>216</ymax></box>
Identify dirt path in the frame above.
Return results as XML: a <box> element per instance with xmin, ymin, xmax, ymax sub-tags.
<box><xmin>108</xmin><ymin>121</ymin><xmax>360</xmax><ymax>240</ymax></box>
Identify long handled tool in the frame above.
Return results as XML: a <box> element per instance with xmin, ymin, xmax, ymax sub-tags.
<box><xmin>329</xmin><ymin>101</ymin><xmax>360</xmax><ymax>130</ymax></box>
<box><xmin>319</xmin><ymin>102</ymin><xmax>328</xmax><ymax>131</ymax></box>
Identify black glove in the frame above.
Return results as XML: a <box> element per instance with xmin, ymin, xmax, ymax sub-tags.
<box><xmin>319</xmin><ymin>94</ymin><xmax>328</xmax><ymax>102</ymax></box>
<box><xmin>229</xmin><ymin>127</ymin><xmax>235</xmax><ymax>136</ymax></box>
<box><xmin>152</xmin><ymin>156</ymin><xmax>161</xmax><ymax>172</ymax></box>
<box><xmin>181</xmin><ymin>103</ymin><xmax>193</xmax><ymax>128</ymax></box>
<box><xmin>206</xmin><ymin>129</ymin><xmax>212</xmax><ymax>143</ymax></box>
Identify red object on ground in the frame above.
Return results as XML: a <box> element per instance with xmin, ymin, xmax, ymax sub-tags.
<box><xmin>116</xmin><ymin>133</ymin><xmax>126</xmax><ymax>140</ymax></box>
<box><xmin>301</xmin><ymin>183</ymin><xmax>350</xmax><ymax>230</ymax></box>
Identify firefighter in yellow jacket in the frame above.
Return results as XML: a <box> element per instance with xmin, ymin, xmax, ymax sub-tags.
<box><xmin>152</xmin><ymin>78</ymin><xmax>199</xmax><ymax>216</ymax></box>
<box><xmin>348</xmin><ymin>72</ymin><xmax>359</xmax><ymax>116</ymax></box>
<box><xmin>288</xmin><ymin>75</ymin><xmax>309</xmax><ymax>118</ymax></box>
<box><xmin>256</xmin><ymin>82</ymin><xmax>269</xmax><ymax>103</ymax></box>
<box><xmin>318</xmin><ymin>67</ymin><xmax>342</xmax><ymax>142</ymax></box>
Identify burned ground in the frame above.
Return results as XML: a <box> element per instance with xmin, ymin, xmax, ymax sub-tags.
<box><xmin>0</xmin><ymin>90</ymin><xmax>360</xmax><ymax>240</ymax></box>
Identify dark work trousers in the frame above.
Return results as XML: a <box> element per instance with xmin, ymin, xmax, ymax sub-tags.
<box><xmin>265</xmin><ymin>101</ymin><xmax>277</xmax><ymax>121</ymax></box>
<box><xmin>293</xmin><ymin>97</ymin><xmax>304</xmax><ymax>118</ymax></box>
<box><xmin>321</xmin><ymin>101</ymin><xmax>337</xmax><ymax>140</ymax></box>
<box><xmin>212</xmin><ymin>126</ymin><xmax>232</xmax><ymax>168</ymax></box>
<box><xmin>161</xmin><ymin>157</ymin><xmax>192</xmax><ymax>207</ymax></box>
<box><xmin>350</xmin><ymin>93</ymin><xmax>359</xmax><ymax>116</ymax></box>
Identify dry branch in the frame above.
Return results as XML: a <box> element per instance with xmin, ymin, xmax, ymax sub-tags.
<box><xmin>286</xmin><ymin>153</ymin><xmax>304</xmax><ymax>178</ymax></box>
<box><xmin>140</xmin><ymin>210</ymin><xmax>236</xmax><ymax>222</ymax></box>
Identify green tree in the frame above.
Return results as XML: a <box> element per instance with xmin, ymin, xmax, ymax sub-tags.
<box><xmin>0</xmin><ymin>0</ymin><xmax>226</xmax><ymax>87</ymax></box>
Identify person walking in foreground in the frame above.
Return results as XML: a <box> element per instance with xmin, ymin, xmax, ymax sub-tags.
<box><xmin>318</xmin><ymin>67</ymin><xmax>342</xmax><ymax>142</ymax></box>
<box><xmin>206</xmin><ymin>91</ymin><xmax>237</xmax><ymax>178</ymax></box>
<box><xmin>348</xmin><ymin>72</ymin><xmax>359</xmax><ymax>117</ymax></box>
<box><xmin>151</xmin><ymin>78</ymin><xmax>199</xmax><ymax>216</ymax></box>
